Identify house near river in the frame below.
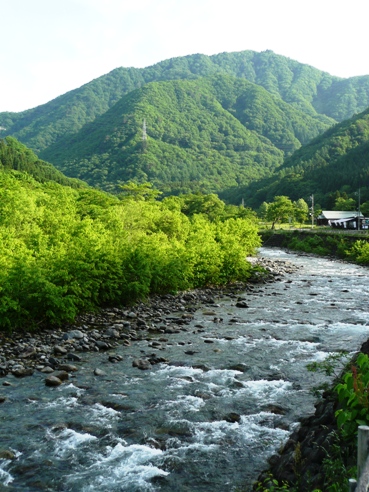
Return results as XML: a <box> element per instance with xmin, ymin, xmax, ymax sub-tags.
<box><xmin>317</xmin><ymin>211</ymin><xmax>369</xmax><ymax>229</ymax></box>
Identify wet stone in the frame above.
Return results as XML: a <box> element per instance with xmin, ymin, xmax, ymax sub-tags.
<box><xmin>45</xmin><ymin>376</ymin><xmax>62</xmax><ymax>387</ymax></box>
<box><xmin>132</xmin><ymin>359</ymin><xmax>151</xmax><ymax>370</ymax></box>
<box><xmin>94</xmin><ymin>368</ymin><xmax>106</xmax><ymax>376</ymax></box>
<box><xmin>66</xmin><ymin>353</ymin><xmax>82</xmax><ymax>362</ymax></box>
<box><xmin>54</xmin><ymin>345</ymin><xmax>67</xmax><ymax>355</ymax></box>
<box><xmin>58</xmin><ymin>364</ymin><xmax>78</xmax><ymax>372</ymax></box>
<box><xmin>12</xmin><ymin>367</ymin><xmax>34</xmax><ymax>378</ymax></box>
<box><xmin>0</xmin><ymin>449</ymin><xmax>15</xmax><ymax>460</ymax></box>
<box><xmin>52</xmin><ymin>371</ymin><xmax>69</xmax><ymax>381</ymax></box>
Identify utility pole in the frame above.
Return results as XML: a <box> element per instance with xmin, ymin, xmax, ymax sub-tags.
<box><xmin>357</xmin><ymin>188</ymin><xmax>361</xmax><ymax>230</ymax></box>
<box><xmin>310</xmin><ymin>194</ymin><xmax>314</xmax><ymax>228</ymax></box>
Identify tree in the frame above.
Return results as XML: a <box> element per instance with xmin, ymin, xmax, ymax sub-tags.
<box><xmin>333</xmin><ymin>197</ymin><xmax>356</xmax><ymax>211</ymax></box>
<box><xmin>258</xmin><ymin>201</ymin><xmax>269</xmax><ymax>220</ymax></box>
<box><xmin>293</xmin><ymin>198</ymin><xmax>309</xmax><ymax>223</ymax></box>
<box><xmin>118</xmin><ymin>181</ymin><xmax>162</xmax><ymax>201</ymax></box>
<box><xmin>267</xmin><ymin>195</ymin><xmax>295</xmax><ymax>229</ymax></box>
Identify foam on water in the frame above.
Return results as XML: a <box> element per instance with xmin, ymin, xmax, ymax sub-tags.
<box><xmin>64</xmin><ymin>442</ymin><xmax>168</xmax><ymax>491</ymax></box>
<box><xmin>43</xmin><ymin>395</ymin><xmax>80</xmax><ymax>409</ymax></box>
<box><xmin>0</xmin><ymin>462</ymin><xmax>14</xmax><ymax>486</ymax></box>
<box><xmin>50</xmin><ymin>428</ymin><xmax>98</xmax><ymax>458</ymax></box>
<box><xmin>238</xmin><ymin>379</ymin><xmax>291</xmax><ymax>401</ymax></box>
<box><xmin>154</xmin><ymin>365</ymin><xmax>204</xmax><ymax>379</ymax></box>
<box><xmin>162</xmin><ymin>395</ymin><xmax>205</xmax><ymax>412</ymax></box>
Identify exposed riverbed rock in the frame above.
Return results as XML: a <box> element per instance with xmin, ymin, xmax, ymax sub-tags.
<box><xmin>0</xmin><ymin>449</ymin><xmax>16</xmax><ymax>460</ymax></box>
<box><xmin>0</xmin><ymin>257</ymin><xmax>294</xmax><ymax>384</ymax></box>
<box><xmin>45</xmin><ymin>375</ymin><xmax>63</xmax><ymax>387</ymax></box>
<box><xmin>132</xmin><ymin>359</ymin><xmax>151</xmax><ymax>370</ymax></box>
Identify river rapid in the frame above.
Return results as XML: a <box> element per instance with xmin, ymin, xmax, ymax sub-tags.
<box><xmin>1</xmin><ymin>248</ymin><xmax>369</xmax><ymax>491</ymax></box>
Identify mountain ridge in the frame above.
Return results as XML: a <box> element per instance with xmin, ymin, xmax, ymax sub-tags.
<box><xmin>39</xmin><ymin>74</ymin><xmax>333</xmax><ymax>194</ymax></box>
<box><xmin>2</xmin><ymin>49</ymin><xmax>369</xmax><ymax>155</ymax></box>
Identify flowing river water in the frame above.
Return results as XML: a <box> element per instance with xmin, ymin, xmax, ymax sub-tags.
<box><xmin>1</xmin><ymin>248</ymin><xmax>369</xmax><ymax>491</ymax></box>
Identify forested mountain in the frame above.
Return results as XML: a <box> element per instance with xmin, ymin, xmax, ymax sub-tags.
<box><xmin>1</xmin><ymin>50</ymin><xmax>369</xmax><ymax>156</ymax></box>
<box><xmin>230</xmin><ymin>107</ymin><xmax>369</xmax><ymax>208</ymax></box>
<box><xmin>0</xmin><ymin>136</ymin><xmax>85</xmax><ymax>188</ymax></box>
<box><xmin>38</xmin><ymin>75</ymin><xmax>332</xmax><ymax>194</ymax></box>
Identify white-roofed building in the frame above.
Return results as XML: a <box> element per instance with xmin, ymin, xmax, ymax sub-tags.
<box><xmin>317</xmin><ymin>211</ymin><xmax>367</xmax><ymax>229</ymax></box>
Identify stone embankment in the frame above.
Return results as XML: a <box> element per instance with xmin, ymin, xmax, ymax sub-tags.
<box><xmin>0</xmin><ymin>257</ymin><xmax>299</xmax><ymax>390</ymax></box>
<box><xmin>256</xmin><ymin>321</ymin><xmax>369</xmax><ymax>491</ymax></box>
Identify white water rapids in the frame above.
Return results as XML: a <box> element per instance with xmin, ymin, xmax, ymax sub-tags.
<box><xmin>1</xmin><ymin>248</ymin><xmax>369</xmax><ymax>491</ymax></box>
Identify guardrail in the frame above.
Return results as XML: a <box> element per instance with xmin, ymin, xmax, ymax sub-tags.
<box><xmin>349</xmin><ymin>426</ymin><xmax>369</xmax><ymax>491</ymax></box>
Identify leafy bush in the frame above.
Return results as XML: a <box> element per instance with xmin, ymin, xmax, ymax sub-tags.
<box><xmin>335</xmin><ymin>353</ymin><xmax>369</xmax><ymax>438</ymax></box>
<box><xmin>0</xmin><ymin>172</ymin><xmax>261</xmax><ymax>331</ymax></box>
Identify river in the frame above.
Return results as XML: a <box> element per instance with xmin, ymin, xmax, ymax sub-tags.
<box><xmin>1</xmin><ymin>248</ymin><xmax>369</xmax><ymax>491</ymax></box>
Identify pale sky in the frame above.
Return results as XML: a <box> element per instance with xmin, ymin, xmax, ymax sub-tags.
<box><xmin>1</xmin><ymin>0</ymin><xmax>368</xmax><ymax>112</ymax></box>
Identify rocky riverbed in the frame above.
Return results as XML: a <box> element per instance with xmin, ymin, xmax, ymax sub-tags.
<box><xmin>0</xmin><ymin>257</ymin><xmax>299</xmax><ymax>388</ymax></box>
<box><xmin>2</xmin><ymin>250</ymin><xmax>365</xmax><ymax>491</ymax></box>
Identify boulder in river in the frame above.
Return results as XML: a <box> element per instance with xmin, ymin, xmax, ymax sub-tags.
<box><xmin>45</xmin><ymin>375</ymin><xmax>63</xmax><ymax>387</ymax></box>
<box><xmin>52</xmin><ymin>370</ymin><xmax>69</xmax><ymax>381</ymax></box>
<box><xmin>132</xmin><ymin>359</ymin><xmax>151</xmax><ymax>370</ymax></box>
<box><xmin>236</xmin><ymin>301</ymin><xmax>249</xmax><ymax>308</ymax></box>
<box><xmin>0</xmin><ymin>449</ymin><xmax>16</xmax><ymax>460</ymax></box>
<box><xmin>94</xmin><ymin>368</ymin><xmax>106</xmax><ymax>376</ymax></box>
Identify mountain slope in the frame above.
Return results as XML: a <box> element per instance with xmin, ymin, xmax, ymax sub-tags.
<box><xmin>39</xmin><ymin>75</ymin><xmax>333</xmax><ymax>194</ymax></box>
<box><xmin>1</xmin><ymin>50</ymin><xmax>369</xmax><ymax>155</ymax></box>
<box><xmin>0</xmin><ymin>136</ymin><xmax>85</xmax><ymax>188</ymax></box>
<box><xmin>229</xmin><ymin>107</ymin><xmax>369</xmax><ymax>208</ymax></box>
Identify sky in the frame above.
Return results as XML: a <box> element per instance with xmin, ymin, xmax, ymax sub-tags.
<box><xmin>1</xmin><ymin>0</ymin><xmax>369</xmax><ymax>113</ymax></box>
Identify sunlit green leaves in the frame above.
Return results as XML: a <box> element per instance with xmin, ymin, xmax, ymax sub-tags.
<box><xmin>0</xmin><ymin>170</ymin><xmax>261</xmax><ymax>330</ymax></box>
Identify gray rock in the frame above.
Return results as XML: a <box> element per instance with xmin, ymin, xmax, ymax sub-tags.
<box><xmin>64</xmin><ymin>330</ymin><xmax>84</xmax><ymax>340</ymax></box>
<box><xmin>12</xmin><ymin>367</ymin><xmax>34</xmax><ymax>377</ymax></box>
<box><xmin>54</xmin><ymin>345</ymin><xmax>67</xmax><ymax>355</ymax></box>
<box><xmin>66</xmin><ymin>353</ymin><xmax>82</xmax><ymax>362</ymax></box>
<box><xmin>224</xmin><ymin>412</ymin><xmax>241</xmax><ymax>423</ymax></box>
<box><xmin>108</xmin><ymin>354</ymin><xmax>123</xmax><ymax>363</ymax></box>
<box><xmin>52</xmin><ymin>371</ymin><xmax>69</xmax><ymax>381</ymax></box>
<box><xmin>40</xmin><ymin>366</ymin><xmax>54</xmax><ymax>373</ymax></box>
<box><xmin>19</xmin><ymin>347</ymin><xmax>37</xmax><ymax>358</ymax></box>
<box><xmin>45</xmin><ymin>376</ymin><xmax>62</xmax><ymax>387</ymax></box>
<box><xmin>104</xmin><ymin>328</ymin><xmax>120</xmax><ymax>338</ymax></box>
<box><xmin>58</xmin><ymin>364</ymin><xmax>78</xmax><ymax>372</ymax></box>
<box><xmin>94</xmin><ymin>368</ymin><xmax>106</xmax><ymax>376</ymax></box>
<box><xmin>132</xmin><ymin>359</ymin><xmax>151</xmax><ymax>370</ymax></box>
<box><xmin>95</xmin><ymin>341</ymin><xmax>110</xmax><ymax>350</ymax></box>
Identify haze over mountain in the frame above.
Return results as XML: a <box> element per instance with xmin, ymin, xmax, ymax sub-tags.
<box><xmin>1</xmin><ymin>50</ymin><xmax>369</xmax><ymax>200</ymax></box>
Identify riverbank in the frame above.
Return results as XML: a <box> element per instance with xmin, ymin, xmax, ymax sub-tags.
<box><xmin>0</xmin><ymin>257</ymin><xmax>299</xmax><ymax>387</ymax></box>
<box><xmin>2</xmin><ymin>249</ymin><xmax>368</xmax><ymax>491</ymax></box>
<box><xmin>254</xmin><ymin>245</ymin><xmax>369</xmax><ymax>491</ymax></box>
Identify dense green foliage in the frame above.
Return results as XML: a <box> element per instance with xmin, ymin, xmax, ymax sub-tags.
<box><xmin>0</xmin><ymin>136</ymin><xmax>84</xmax><ymax>188</ymax></box>
<box><xmin>37</xmin><ymin>75</ymin><xmax>332</xmax><ymax>195</ymax></box>
<box><xmin>0</xmin><ymin>168</ymin><xmax>261</xmax><ymax>331</ymax></box>
<box><xmin>234</xmin><ymin>107</ymin><xmax>369</xmax><ymax>208</ymax></box>
<box><xmin>335</xmin><ymin>353</ymin><xmax>369</xmax><ymax>438</ymax></box>
<box><xmin>2</xmin><ymin>49</ymin><xmax>368</xmax><ymax>155</ymax></box>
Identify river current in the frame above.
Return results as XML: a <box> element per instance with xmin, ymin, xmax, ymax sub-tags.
<box><xmin>1</xmin><ymin>248</ymin><xmax>369</xmax><ymax>491</ymax></box>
